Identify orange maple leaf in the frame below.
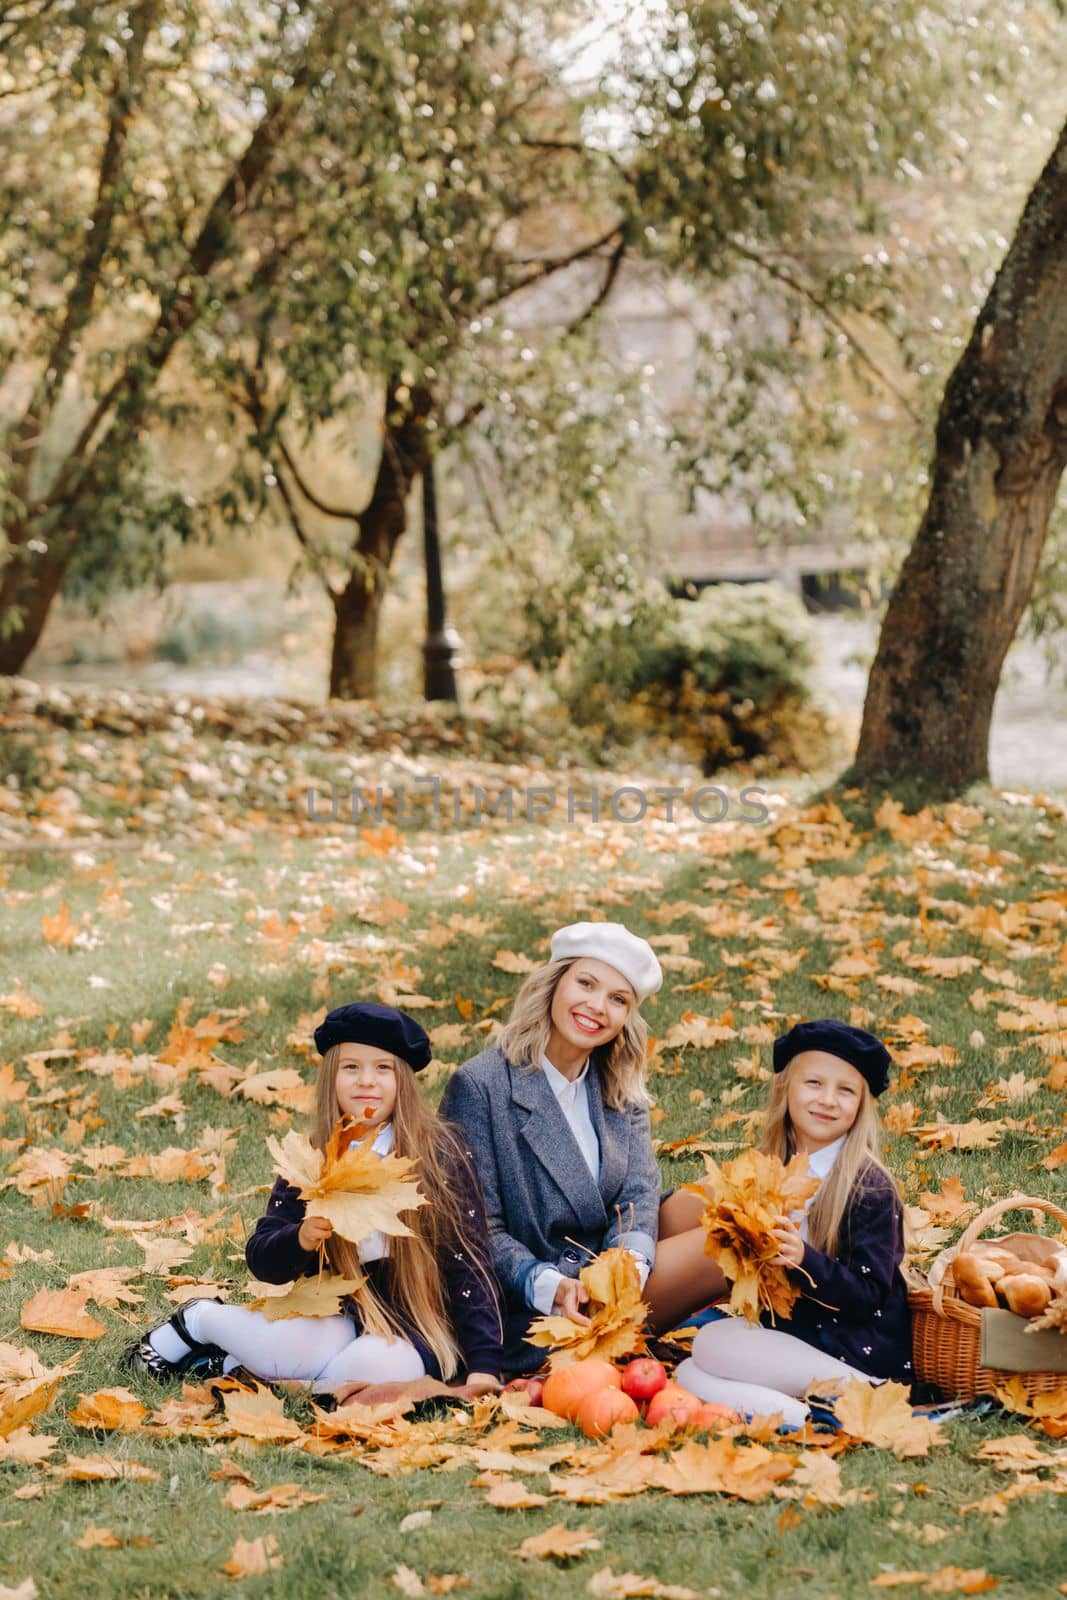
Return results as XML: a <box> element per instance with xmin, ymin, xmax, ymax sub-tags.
<box><xmin>684</xmin><ymin>1149</ymin><xmax>819</xmax><ymax>1321</ymax></box>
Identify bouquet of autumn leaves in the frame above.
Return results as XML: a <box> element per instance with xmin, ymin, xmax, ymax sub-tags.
<box><xmin>526</xmin><ymin>1247</ymin><xmax>650</xmax><ymax>1369</ymax></box>
<box><xmin>249</xmin><ymin>1118</ymin><xmax>426</xmax><ymax>1320</ymax></box>
<box><xmin>684</xmin><ymin>1149</ymin><xmax>820</xmax><ymax>1323</ymax></box>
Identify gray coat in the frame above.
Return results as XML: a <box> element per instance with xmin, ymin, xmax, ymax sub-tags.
<box><xmin>438</xmin><ymin>1046</ymin><xmax>661</xmax><ymax>1373</ymax></box>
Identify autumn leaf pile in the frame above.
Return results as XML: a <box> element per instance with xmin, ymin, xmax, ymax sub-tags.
<box><xmin>3</xmin><ymin>688</ymin><xmax>1067</xmax><ymax>1596</ymax></box>
<box><xmin>683</xmin><ymin>1150</ymin><xmax>821</xmax><ymax>1322</ymax></box>
<box><xmin>527</xmin><ymin>1248</ymin><xmax>650</xmax><ymax>1367</ymax></box>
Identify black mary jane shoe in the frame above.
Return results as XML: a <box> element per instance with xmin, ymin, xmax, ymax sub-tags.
<box><xmin>121</xmin><ymin>1299</ymin><xmax>226</xmax><ymax>1383</ymax></box>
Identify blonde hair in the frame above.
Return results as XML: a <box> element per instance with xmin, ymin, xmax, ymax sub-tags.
<box><xmin>758</xmin><ymin>1060</ymin><xmax>899</xmax><ymax>1256</ymax></box>
<box><xmin>313</xmin><ymin>1044</ymin><xmax>500</xmax><ymax>1380</ymax></box>
<box><xmin>497</xmin><ymin>957</ymin><xmax>650</xmax><ymax>1111</ymax></box>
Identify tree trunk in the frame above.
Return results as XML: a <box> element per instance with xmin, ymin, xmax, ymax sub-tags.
<box><xmin>854</xmin><ymin>119</ymin><xmax>1067</xmax><ymax>790</ymax></box>
<box><xmin>327</xmin><ymin>384</ymin><xmax>431</xmax><ymax>699</ymax></box>
<box><xmin>0</xmin><ymin>8</ymin><xmax>348</xmax><ymax>678</ymax></box>
<box><xmin>0</xmin><ymin>528</ymin><xmax>71</xmax><ymax>676</ymax></box>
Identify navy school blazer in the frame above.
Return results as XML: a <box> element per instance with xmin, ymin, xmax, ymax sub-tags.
<box><xmin>438</xmin><ymin>1046</ymin><xmax>661</xmax><ymax>1374</ymax></box>
<box><xmin>774</xmin><ymin>1164</ymin><xmax>913</xmax><ymax>1383</ymax></box>
<box><xmin>245</xmin><ymin>1139</ymin><xmax>503</xmax><ymax>1381</ymax></box>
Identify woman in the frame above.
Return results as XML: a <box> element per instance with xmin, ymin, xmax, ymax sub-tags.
<box><xmin>439</xmin><ymin>922</ymin><xmax>725</xmax><ymax>1374</ymax></box>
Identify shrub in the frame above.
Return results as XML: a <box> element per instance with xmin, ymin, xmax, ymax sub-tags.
<box><xmin>560</xmin><ymin>583</ymin><xmax>827</xmax><ymax>774</ymax></box>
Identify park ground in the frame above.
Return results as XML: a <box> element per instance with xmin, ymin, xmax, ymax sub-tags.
<box><xmin>1</xmin><ymin>693</ymin><xmax>1067</xmax><ymax>1599</ymax></box>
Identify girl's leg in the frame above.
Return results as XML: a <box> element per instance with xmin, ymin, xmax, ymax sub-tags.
<box><xmin>643</xmin><ymin>1190</ymin><xmax>727</xmax><ymax>1334</ymax></box>
<box><xmin>181</xmin><ymin>1301</ymin><xmax>354</xmax><ymax>1383</ymax></box>
<box><xmin>314</xmin><ymin>1333</ymin><xmax>425</xmax><ymax>1389</ymax></box>
<box><xmin>673</xmin><ymin>1359</ymin><xmax>811</xmax><ymax>1430</ymax></box>
<box><xmin>689</xmin><ymin>1316</ymin><xmax>875</xmax><ymax>1394</ymax></box>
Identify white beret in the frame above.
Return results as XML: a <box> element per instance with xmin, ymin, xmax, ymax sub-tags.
<box><xmin>549</xmin><ymin>921</ymin><xmax>663</xmax><ymax>1003</ymax></box>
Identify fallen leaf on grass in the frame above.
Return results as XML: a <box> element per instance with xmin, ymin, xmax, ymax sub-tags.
<box><xmin>778</xmin><ymin>1453</ymin><xmax>873</xmax><ymax>1508</ymax></box>
<box><xmin>653</xmin><ymin>1438</ymin><xmax>796</xmax><ymax>1500</ymax></box>
<box><xmin>491</xmin><ymin>950</ymin><xmax>539</xmax><ymax>973</ymax></box>
<box><xmin>484</xmin><ymin>1479</ymin><xmax>550</xmax><ymax>1509</ymax></box>
<box><xmin>0</xmin><ymin>1429</ymin><xmax>57</xmax><ymax>1465</ymax></box>
<box><xmin>1040</xmin><ymin>1141</ymin><xmax>1067</xmax><ymax>1172</ymax></box>
<box><xmin>527</xmin><ymin>1247</ymin><xmax>649</xmax><ymax>1367</ymax></box>
<box><xmin>908</xmin><ymin>1121</ymin><xmax>1007</xmax><ymax>1152</ymax></box>
<box><xmin>265</xmin><ymin>1123</ymin><xmax>425</xmax><ymax>1246</ymax></box>
<box><xmin>514</xmin><ymin>1524</ymin><xmax>603</xmax><ymax>1561</ymax></box>
<box><xmin>65</xmin><ymin>1267</ymin><xmax>143</xmax><ymax>1308</ymax></box>
<box><xmin>391</xmin><ymin>1568</ymin><xmax>426</xmax><ymax>1597</ymax></box>
<box><xmin>68</xmin><ymin>1388</ymin><xmax>147</xmax><ymax>1432</ymax></box>
<box><xmin>73</xmin><ymin>1526</ymin><xmax>155</xmax><ymax>1551</ymax></box>
<box><xmin>51</xmin><ymin>1453</ymin><xmax>161</xmax><ymax>1482</ymax></box>
<box><xmin>830</xmin><ymin>1381</ymin><xmax>945</xmax><ymax>1457</ymax></box>
<box><xmin>223</xmin><ymin>1482</ymin><xmax>328</xmax><ymax>1513</ymax></box>
<box><xmin>974</xmin><ymin>1434</ymin><xmax>1055</xmax><ymax>1470</ymax></box>
<box><xmin>871</xmin><ymin>1570</ymin><xmax>997</xmax><ymax>1594</ymax></box>
<box><xmin>587</xmin><ymin>1567</ymin><xmax>701</xmax><ymax>1599</ymax></box>
<box><xmin>915</xmin><ymin>1178</ymin><xmax>975</xmax><ymax>1225</ymax></box>
<box><xmin>683</xmin><ymin>1149</ymin><xmax>819</xmax><ymax>1321</ymax></box>
<box><xmin>221</xmin><ymin>1534</ymin><xmax>283</xmax><ymax>1578</ymax></box>
<box><xmin>19</xmin><ymin>1287</ymin><xmax>106</xmax><ymax>1340</ymax></box>
<box><xmin>0</xmin><ymin>1582</ymin><xmax>37</xmax><ymax>1600</ymax></box>
<box><xmin>218</xmin><ymin>1383</ymin><xmax>306</xmax><ymax>1442</ymax></box>
<box><xmin>994</xmin><ymin>1379</ymin><xmax>1067</xmax><ymax>1438</ymax></box>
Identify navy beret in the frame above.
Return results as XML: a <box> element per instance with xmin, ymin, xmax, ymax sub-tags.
<box><xmin>773</xmin><ymin>1018</ymin><xmax>891</xmax><ymax>1097</ymax></box>
<box><xmin>313</xmin><ymin>1002</ymin><xmax>432</xmax><ymax>1072</ymax></box>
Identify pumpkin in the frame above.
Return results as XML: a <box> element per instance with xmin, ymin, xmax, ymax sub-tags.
<box><xmin>690</xmin><ymin>1401</ymin><xmax>741</xmax><ymax>1430</ymax></box>
<box><xmin>576</xmin><ymin>1387</ymin><xmax>640</xmax><ymax>1438</ymax></box>
<box><xmin>541</xmin><ymin>1358</ymin><xmax>622</xmax><ymax>1421</ymax></box>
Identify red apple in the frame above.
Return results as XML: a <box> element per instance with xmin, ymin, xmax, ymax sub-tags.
<box><xmin>620</xmin><ymin>1357</ymin><xmax>668</xmax><ymax>1406</ymax></box>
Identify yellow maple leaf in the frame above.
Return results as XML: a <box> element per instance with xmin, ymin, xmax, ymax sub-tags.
<box><xmin>250</xmin><ymin>1273</ymin><xmax>366</xmax><ymax>1321</ymax></box>
<box><xmin>19</xmin><ymin>1288</ymin><xmax>107</xmax><ymax>1341</ymax></box>
<box><xmin>526</xmin><ymin>1248</ymin><xmax>649</xmax><ymax>1368</ymax></box>
<box><xmin>683</xmin><ymin>1149</ymin><xmax>820</xmax><ymax>1322</ymax></box>
<box><xmin>220</xmin><ymin>1534</ymin><xmax>283</xmax><ymax>1578</ymax></box>
<box><xmin>587</xmin><ymin>1567</ymin><xmax>699</xmax><ymax>1599</ymax></box>
<box><xmin>265</xmin><ymin>1122</ymin><xmax>426</xmax><ymax>1246</ymax></box>
<box><xmin>68</xmin><ymin>1388</ymin><xmax>147</xmax><ymax>1432</ymax></box>
<box><xmin>830</xmin><ymin>1379</ymin><xmax>945</xmax><ymax>1457</ymax></box>
<box><xmin>513</xmin><ymin>1523</ymin><xmax>603</xmax><ymax>1561</ymax></box>
<box><xmin>653</xmin><ymin>1437</ymin><xmax>796</xmax><ymax>1500</ymax></box>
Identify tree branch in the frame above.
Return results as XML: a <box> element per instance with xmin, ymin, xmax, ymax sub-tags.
<box><xmin>31</xmin><ymin>3</ymin><xmax>350</xmax><ymax>521</ymax></box>
<box><xmin>268</xmin><ymin>459</ymin><xmax>342</xmax><ymax>601</ymax></box>
<box><xmin>728</xmin><ymin>237</ymin><xmax>923</xmax><ymax>423</ymax></box>
<box><xmin>11</xmin><ymin>0</ymin><xmax>160</xmax><ymax>473</ymax></box>
<box><xmin>485</xmin><ymin>223</ymin><xmax>625</xmax><ymax>312</ymax></box>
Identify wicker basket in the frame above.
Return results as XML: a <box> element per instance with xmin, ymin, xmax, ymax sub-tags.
<box><xmin>908</xmin><ymin>1193</ymin><xmax>1067</xmax><ymax>1401</ymax></box>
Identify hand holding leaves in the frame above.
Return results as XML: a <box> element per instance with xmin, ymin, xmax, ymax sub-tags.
<box><xmin>684</xmin><ymin>1149</ymin><xmax>819</xmax><ymax>1322</ymax></box>
<box><xmin>265</xmin><ymin>1121</ymin><xmax>426</xmax><ymax>1247</ymax></box>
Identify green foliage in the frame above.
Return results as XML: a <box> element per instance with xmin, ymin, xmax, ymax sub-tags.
<box><xmin>503</xmin><ymin>574</ymin><xmax>826</xmax><ymax>773</ymax></box>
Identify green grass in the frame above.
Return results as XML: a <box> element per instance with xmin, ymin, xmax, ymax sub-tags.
<box><xmin>2</xmin><ymin>717</ymin><xmax>1067</xmax><ymax>1598</ymax></box>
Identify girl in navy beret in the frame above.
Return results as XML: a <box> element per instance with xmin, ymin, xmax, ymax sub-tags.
<box><xmin>124</xmin><ymin>1003</ymin><xmax>502</xmax><ymax>1398</ymax></box>
<box><xmin>676</xmin><ymin>1019</ymin><xmax>912</xmax><ymax>1427</ymax></box>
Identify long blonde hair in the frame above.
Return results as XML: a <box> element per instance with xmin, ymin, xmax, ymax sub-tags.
<box><xmin>496</xmin><ymin>957</ymin><xmax>650</xmax><ymax>1111</ymax></box>
<box><xmin>312</xmin><ymin>1045</ymin><xmax>500</xmax><ymax>1380</ymax></box>
<box><xmin>758</xmin><ymin>1061</ymin><xmax>899</xmax><ymax>1256</ymax></box>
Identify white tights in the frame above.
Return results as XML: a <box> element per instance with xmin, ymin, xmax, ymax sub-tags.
<box><xmin>675</xmin><ymin>1316</ymin><xmax>876</xmax><ymax>1429</ymax></box>
<box><xmin>178</xmin><ymin>1300</ymin><xmax>425</xmax><ymax>1390</ymax></box>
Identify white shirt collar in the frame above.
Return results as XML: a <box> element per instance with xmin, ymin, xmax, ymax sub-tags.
<box><xmin>805</xmin><ymin>1135</ymin><xmax>845</xmax><ymax>1183</ymax></box>
<box><xmin>541</xmin><ymin>1053</ymin><xmax>590</xmax><ymax>1101</ymax></box>
<box><xmin>372</xmin><ymin>1121</ymin><xmax>394</xmax><ymax>1155</ymax></box>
